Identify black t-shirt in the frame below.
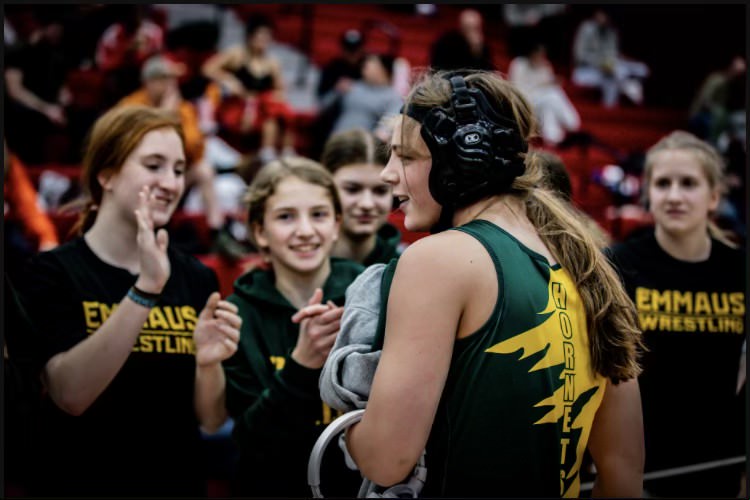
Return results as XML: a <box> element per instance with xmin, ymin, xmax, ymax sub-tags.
<box><xmin>609</xmin><ymin>231</ymin><xmax>746</xmax><ymax>497</ymax></box>
<box><xmin>4</xmin><ymin>273</ymin><xmax>45</xmax><ymax>486</ymax></box>
<box><xmin>430</xmin><ymin>30</ymin><xmax>494</xmax><ymax>72</ymax></box>
<box><xmin>233</xmin><ymin>66</ymin><xmax>274</xmax><ymax>93</ymax></box>
<box><xmin>5</xmin><ymin>40</ymin><xmax>69</xmax><ymax>104</ymax></box>
<box><xmin>17</xmin><ymin>237</ymin><xmax>219</xmax><ymax>497</ymax></box>
<box><xmin>317</xmin><ymin>57</ymin><xmax>363</xmax><ymax>98</ymax></box>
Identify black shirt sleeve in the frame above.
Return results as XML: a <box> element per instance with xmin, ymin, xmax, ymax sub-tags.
<box><xmin>16</xmin><ymin>251</ymin><xmax>89</xmax><ymax>366</ymax></box>
<box><xmin>4</xmin><ymin>43</ymin><xmax>29</xmax><ymax>71</ymax></box>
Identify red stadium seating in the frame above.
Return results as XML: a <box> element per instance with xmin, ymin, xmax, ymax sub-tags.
<box><xmin>196</xmin><ymin>253</ymin><xmax>266</xmax><ymax>297</ymax></box>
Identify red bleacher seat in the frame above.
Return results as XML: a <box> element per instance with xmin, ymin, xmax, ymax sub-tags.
<box><xmin>50</xmin><ymin>212</ymin><xmax>80</xmax><ymax>242</ymax></box>
<box><xmin>66</xmin><ymin>68</ymin><xmax>108</xmax><ymax>111</ymax></box>
<box><xmin>196</xmin><ymin>253</ymin><xmax>266</xmax><ymax>297</ymax></box>
<box><xmin>168</xmin><ymin>211</ymin><xmax>213</xmax><ymax>251</ymax></box>
<box><xmin>606</xmin><ymin>205</ymin><xmax>654</xmax><ymax>242</ymax></box>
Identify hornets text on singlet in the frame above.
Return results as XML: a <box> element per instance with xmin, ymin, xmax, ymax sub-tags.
<box><xmin>421</xmin><ymin>219</ymin><xmax>606</xmax><ymax>498</ymax></box>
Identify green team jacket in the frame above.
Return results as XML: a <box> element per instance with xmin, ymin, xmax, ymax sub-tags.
<box><xmin>222</xmin><ymin>257</ymin><xmax>364</xmax><ymax>497</ymax></box>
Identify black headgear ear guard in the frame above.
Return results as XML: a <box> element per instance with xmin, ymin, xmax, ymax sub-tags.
<box><xmin>403</xmin><ymin>74</ymin><xmax>528</xmax><ymax>208</ymax></box>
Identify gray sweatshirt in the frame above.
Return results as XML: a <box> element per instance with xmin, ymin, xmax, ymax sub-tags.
<box><xmin>319</xmin><ymin>263</ymin><xmax>386</xmax><ymax>411</ymax></box>
<box><xmin>317</xmin><ymin>260</ymin><xmax>428</xmax><ymax>498</ymax></box>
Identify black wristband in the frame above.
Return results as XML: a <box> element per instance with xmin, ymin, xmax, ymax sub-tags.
<box><xmin>132</xmin><ymin>285</ymin><xmax>162</xmax><ymax>300</ymax></box>
<box><xmin>127</xmin><ymin>285</ymin><xmax>161</xmax><ymax>308</ymax></box>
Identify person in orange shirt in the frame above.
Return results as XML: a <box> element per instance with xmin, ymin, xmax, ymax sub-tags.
<box><xmin>4</xmin><ymin>140</ymin><xmax>60</xmax><ymax>286</ymax></box>
<box><xmin>118</xmin><ymin>54</ymin><xmax>225</xmax><ymax>240</ymax></box>
<box><xmin>4</xmin><ymin>141</ymin><xmax>60</xmax><ymax>251</ymax></box>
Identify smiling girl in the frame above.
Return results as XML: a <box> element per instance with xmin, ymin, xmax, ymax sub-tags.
<box><xmin>609</xmin><ymin>130</ymin><xmax>746</xmax><ymax>498</ymax></box>
<box><xmin>321</xmin><ymin>127</ymin><xmax>401</xmax><ymax>265</ymax></box>
<box><xmin>17</xmin><ymin>105</ymin><xmax>242</xmax><ymax>497</ymax></box>
<box><xmin>221</xmin><ymin>157</ymin><xmax>364</xmax><ymax>496</ymax></box>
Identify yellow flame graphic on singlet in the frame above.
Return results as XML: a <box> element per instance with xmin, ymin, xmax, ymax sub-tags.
<box><xmin>485</xmin><ymin>267</ymin><xmax>606</xmax><ymax>497</ymax></box>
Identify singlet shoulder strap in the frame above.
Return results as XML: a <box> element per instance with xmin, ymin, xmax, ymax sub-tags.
<box><xmin>451</xmin><ymin>219</ymin><xmax>504</xmax><ymax>272</ymax></box>
<box><xmin>371</xmin><ymin>257</ymin><xmax>399</xmax><ymax>351</ymax></box>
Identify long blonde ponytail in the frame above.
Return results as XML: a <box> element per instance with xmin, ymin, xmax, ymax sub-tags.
<box><xmin>516</xmin><ymin>157</ymin><xmax>645</xmax><ymax>382</ymax></box>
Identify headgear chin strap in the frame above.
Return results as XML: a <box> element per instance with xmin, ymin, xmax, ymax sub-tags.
<box><xmin>402</xmin><ymin>74</ymin><xmax>528</xmax><ymax>228</ymax></box>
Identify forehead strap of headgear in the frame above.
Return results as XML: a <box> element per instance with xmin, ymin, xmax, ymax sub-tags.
<box><xmin>401</xmin><ymin>88</ymin><xmax>520</xmax><ymax>137</ymax></box>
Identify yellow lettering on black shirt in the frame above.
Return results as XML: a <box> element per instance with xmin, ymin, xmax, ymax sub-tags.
<box><xmin>634</xmin><ymin>288</ymin><xmax>745</xmax><ymax>335</ymax></box>
<box><xmin>83</xmin><ymin>301</ymin><xmax>198</xmax><ymax>355</ymax></box>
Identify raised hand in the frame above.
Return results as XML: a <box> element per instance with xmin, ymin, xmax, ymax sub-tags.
<box><xmin>290</xmin><ymin>288</ymin><xmax>344</xmax><ymax>369</ymax></box>
<box><xmin>159</xmin><ymin>82</ymin><xmax>183</xmax><ymax>113</ymax></box>
<box><xmin>134</xmin><ymin>185</ymin><xmax>171</xmax><ymax>294</ymax></box>
<box><xmin>194</xmin><ymin>292</ymin><xmax>242</xmax><ymax>366</ymax></box>
<box><xmin>223</xmin><ymin>77</ymin><xmax>248</xmax><ymax>98</ymax></box>
<box><xmin>43</xmin><ymin>103</ymin><xmax>67</xmax><ymax>126</ymax></box>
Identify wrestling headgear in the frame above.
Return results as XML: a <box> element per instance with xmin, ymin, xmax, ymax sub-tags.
<box><xmin>402</xmin><ymin>73</ymin><xmax>528</xmax><ymax>208</ymax></box>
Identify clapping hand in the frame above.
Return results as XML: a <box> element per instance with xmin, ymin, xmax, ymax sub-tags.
<box><xmin>194</xmin><ymin>292</ymin><xmax>242</xmax><ymax>366</ymax></box>
<box><xmin>290</xmin><ymin>288</ymin><xmax>344</xmax><ymax>369</ymax></box>
<box><xmin>134</xmin><ymin>185</ymin><xmax>170</xmax><ymax>294</ymax></box>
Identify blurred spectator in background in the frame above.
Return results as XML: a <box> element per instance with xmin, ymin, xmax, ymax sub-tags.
<box><xmin>317</xmin><ymin>29</ymin><xmax>366</xmax><ymax>102</ymax></box>
<box><xmin>533</xmin><ymin>149</ymin><xmax>612</xmax><ymax>246</ymax></box>
<box><xmin>162</xmin><ymin>20</ymin><xmax>221</xmax><ymax>102</ymax></box>
<box><xmin>688</xmin><ymin>55</ymin><xmax>746</xmax><ymax>152</ymax></box>
<box><xmin>509</xmin><ymin>43</ymin><xmax>581</xmax><ymax>146</ymax></box>
<box><xmin>49</xmin><ymin>6</ymin><xmax>120</xmax><ymax>164</ymax></box>
<box><xmin>153</xmin><ymin>3</ymin><xmax>222</xmax><ymax>32</ymax></box>
<box><xmin>4</xmin><ymin>8</ymin><xmax>72</xmax><ymax>165</ymax></box>
<box><xmin>688</xmin><ymin>55</ymin><xmax>747</xmax><ymax>242</ymax></box>
<box><xmin>722</xmin><ymin>137</ymin><xmax>746</xmax><ymax>244</ymax></box>
<box><xmin>430</xmin><ymin>8</ymin><xmax>494</xmax><ymax>72</ymax></box>
<box><xmin>571</xmin><ymin>8</ymin><xmax>649</xmax><ymax>108</ymax></box>
<box><xmin>328</xmin><ymin>53</ymin><xmax>403</xmax><ymax>142</ymax></box>
<box><xmin>118</xmin><ymin>55</ymin><xmax>226</xmax><ymax>241</ymax></box>
<box><xmin>202</xmin><ymin>14</ymin><xmax>297</xmax><ymax>165</ymax></box>
<box><xmin>311</xmin><ymin>28</ymin><xmax>366</xmax><ymax>160</ymax></box>
<box><xmin>502</xmin><ymin>4</ymin><xmax>568</xmax><ymax>64</ymax></box>
<box><xmin>5</xmin><ymin>15</ymin><xmax>19</xmax><ymax>45</ymax></box>
<box><xmin>61</xmin><ymin>5</ymin><xmax>117</xmax><ymax>70</ymax></box>
<box><xmin>4</xmin><ymin>140</ymin><xmax>60</xmax><ymax>284</ymax></box>
<box><xmin>4</xmin><ymin>5</ymin><xmax>43</xmax><ymax>46</ymax></box>
<box><xmin>95</xmin><ymin>5</ymin><xmax>164</xmax><ymax>105</ymax></box>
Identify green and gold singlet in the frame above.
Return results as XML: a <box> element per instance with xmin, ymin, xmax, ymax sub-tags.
<box><xmin>422</xmin><ymin>219</ymin><xmax>606</xmax><ymax>497</ymax></box>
